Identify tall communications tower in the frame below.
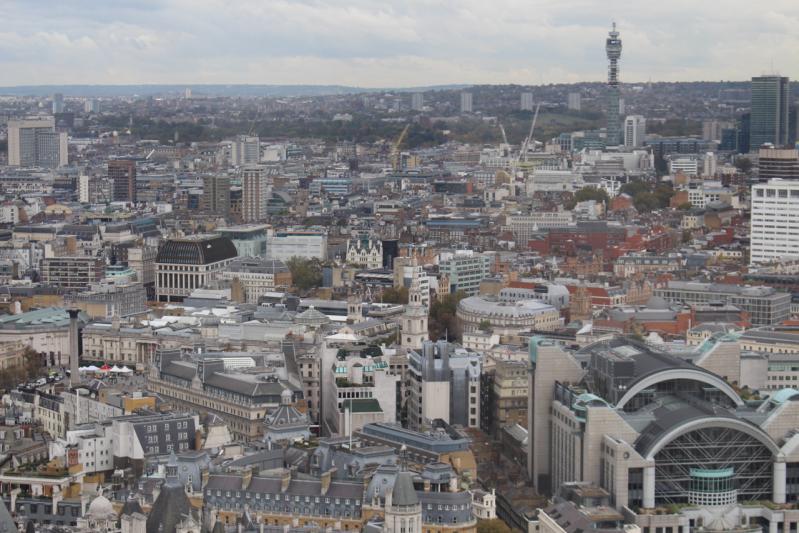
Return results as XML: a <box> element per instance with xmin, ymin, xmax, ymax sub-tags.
<box><xmin>605</xmin><ymin>22</ymin><xmax>623</xmax><ymax>147</ymax></box>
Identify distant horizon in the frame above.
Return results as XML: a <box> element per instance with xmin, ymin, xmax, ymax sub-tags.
<box><xmin>0</xmin><ymin>79</ymin><xmax>766</xmax><ymax>99</ymax></box>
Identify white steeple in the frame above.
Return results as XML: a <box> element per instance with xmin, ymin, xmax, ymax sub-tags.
<box><xmin>401</xmin><ymin>274</ymin><xmax>428</xmax><ymax>350</ymax></box>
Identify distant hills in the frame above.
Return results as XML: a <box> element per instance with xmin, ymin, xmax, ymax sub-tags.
<box><xmin>0</xmin><ymin>84</ymin><xmax>471</xmax><ymax>98</ymax></box>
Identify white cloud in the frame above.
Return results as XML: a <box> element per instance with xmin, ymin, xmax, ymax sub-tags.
<box><xmin>0</xmin><ymin>0</ymin><xmax>797</xmax><ymax>85</ymax></box>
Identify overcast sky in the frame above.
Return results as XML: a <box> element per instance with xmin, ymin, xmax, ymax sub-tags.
<box><xmin>1</xmin><ymin>0</ymin><xmax>798</xmax><ymax>87</ymax></box>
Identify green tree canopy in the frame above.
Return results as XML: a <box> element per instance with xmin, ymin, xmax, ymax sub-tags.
<box><xmin>381</xmin><ymin>286</ymin><xmax>409</xmax><ymax>304</ymax></box>
<box><xmin>566</xmin><ymin>187</ymin><xmax>610</xmax><ymax>209</ymax></box>
<box><xmin>735</xmin><ymin>157</ymin><xmax>753</xmax><ymax>175</ymax></box>
<box><xmin>429</xmin><ymin>291</ymin><xmax>467</xmax><ymax>341</ymax></box>
<box><xmin>286</xmin><ymin>257</ymin><xmax>323</xmax><ymax>291</ymax></box>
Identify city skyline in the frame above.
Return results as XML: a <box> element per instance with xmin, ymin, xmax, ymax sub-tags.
<box><xmin>1</xmin><ymin>0</ymin><xmax>798</xmax><ymax>87</ymax></box>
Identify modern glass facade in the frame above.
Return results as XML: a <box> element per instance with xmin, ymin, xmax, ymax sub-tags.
<box><xmin>750</xmin><ymin>76</ymin><xmax>790</xmax><ymax>149</ymax></box>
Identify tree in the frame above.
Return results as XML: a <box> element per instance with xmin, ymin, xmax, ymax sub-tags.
<box><xmin>566</xmin><ymin>187</ymin><xmax>609</xmax><ymax>209</ymax></box>
<box><xmin>286</xmin><ymin>257</ymin><xmax>323</xmax><ymax>291</ymax></box>
<box><xmin>620</xmin><ymin>179</ymin><xmax>650</xmax><ymax>198</ymax></box>
<box><xmin>429</xmin><ymin>291</ymin><xmax>466</xmax><ymax>341</ymax></box>
<box><xmin>632</xmin><ymin>192</ymin><xmax>660</xmax><ymax>212</ymax></box>
<box><xmin>735</xmin><ymin>157</ymin><xmax>753</xmax><ymax>175</ymax></box>
<box><xmin>380</xmin><ymin>286</ymin><xmax>409</xmax><ymax>304</ymax></box>
<box><xmin>654</xmin><ymin>155</ymin><xmax>669</xmax><ymax>176</ymax></box>
<box><xmin>677</xmin><ymin>202</ymin><xmax>693</xmax><ymax>210</ymax></box>
<box><xmin>478</xmin><ymin>319</ymin><xmax>492</xmax><ymax>332</ymax></box>
<box><xmin>477</xmin><ymin>520</ymin><xmax>513</xmax><ymax>533</ymax></box>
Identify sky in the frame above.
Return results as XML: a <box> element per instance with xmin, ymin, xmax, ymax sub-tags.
<box><xmin>1</xmin><ymin>0</ymin><xmax>798</xmax><ymax>87</ymax></box>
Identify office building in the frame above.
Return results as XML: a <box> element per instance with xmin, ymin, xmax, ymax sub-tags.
<box><xmin>750</xmin><ymin>76</ymin><xmax>790</xmax><ymax>149</ymax></box>
<box><xmin>567</xmin><ymin>92</ymin><xmax>581</xmax><ymax>111</ymax></box>
<box><xmin>439</xmin><ymin>254</ymin><xmax>490</xmax><ymax>296</ymax></box>
<box><xmin>521</xmin><ymin>92</ymin><xmax>534</xmax><ymax>111</ymax></box>
<box><xmin>52</xmin><ymin>93</ymin><xmax>64</xmax><ymax>114</ymax></box>
<box><xmin>7</xmin><ymin>117</ymin><xmax>67</xmax><ymax>168</ymax></box>
<box><xmin>309</xmin><ymin>177</ymin><xmax>352</xmax><ymax>196</ymax></box>
<box><xmin>148</xmin><ymin>348</ymin><xmax>299</xmax><ymax>440</ymax></box>
<box><xmin>230</xmin><ymin>134</ymin><xmax>260</xmax><ymax>166</ymax></box>
<box><xmin>109</xmin><ymin>159</ymin><xmax>137</xmax><ymax>203</ymax></box>
<box><xmin>219</xmin><ymin>257</ymin><xmax>292</xmax><ymax>303</ymax></box>
<box><xmin>320</xmin><ymin>349</ymin><xmax>400</xmax><ymax>436</ymax></box>
<box><xmin>40</xmin><ymin>257</ymin><xmax>105</xmax><ymax>291</ymax></box>
<box><xmin>406</xmin><ymin>340</ymin><xmax>481</xmax><ymax>431</ymax></box>
<box><xmin>127</xmin><ymin>245</ymin><xmax>157</xmax><ymax>287</ymax></box>
<box><xmin>605</xmin><ymin>23</ymin><xmax>623</xmax><ymax>147</ymax></box>
<box><xmin>214</xmin><ymin>224</ymin><xmax>268</xmax><ymax>257</ymax></box>
<box><xmin>266</xmin><ymin>230</ymin><xmax>327</xmax><ymax>261</ymax></box>
<box><xmin>482</xmin><ymin>359</ymin><xmax>529</xmax><ymax>437</ymax></box>
<box><xmin>668</xmin><ymin>156</ymin><xmax>699</xmax><ymax>176</ymax></box>
<box><xmin>411</xmin><ymin>92</ymin><xmax>424</xmax><ymax>111</ymax></box>
<box><xmin>623</xmin><ymin>115</ymin><xmax>646</xmax><ymax>148</ymax></box>
<box><xmin>758</xmin><ymin>147</ymin><xmax>799</xmax><ymax>181</ymax></box>
<box><xmin>65</xmin><ymin>281</ymin><xmax>148</xmax><ymax>319</ymax></box>
<box><xmin>702</xmin><ymin>119</ymin><xmax>732</xmax><ymax>141</ymax></box>
<box><xmin>78</xmin><ymin>174</ymin><xmax>90</xmax><ymax>203</ymax></box>
<box><xmin>201</xmin><ymin>175</ymin><xmax>231</xmax><ymax>215</ymax></box>
<box><xmin>654</xmin><ymin>280</ymin><xmax>791</xmax><ymax>325</ymax></box>
<box><xmin>155</xmin><ymin>235</ymin><xmax>238</xmax><ymax>302</ymax></box>
<box><xmin>702</xmin><ymin>151</ymin><xmax>717</xmax><ymax>177</ymax></box>
<box><xmin>83</xmin><ymin>99</ymin><xmax>99</xmax><ymax>113</ymax></box>
<box><xmin>460</xmin><ymin>92</ymin><xmax>473</xmax><ymax>114</ymax></box>
<box><xmin>527</xmin><ymin>335</ymin><xmax>799</xmax><ymax>532</ymax></box>
<box><xmin>242</xmin><ymin>166</ymin><xmax>269</xmax><ymax>222</ymax></box>
<box><xmin>110</xmin><ymin>412</ymin><xmax>199</xmax><ymax>470</ymax></box>
<box><xmin>750</xmin><ymin>179</ymin><xmax>799</xmax><ymax>265</ymax></box>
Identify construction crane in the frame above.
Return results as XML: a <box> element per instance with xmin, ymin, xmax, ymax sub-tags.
<box><xmin>518</xmin><ymin>103</ymin><xmax>541</xmax><ymax>164</ymax></box>
<box><xmin>498</xmin><ymin>123</ymin><xmax>509</xmax><ymax>146</ymax></box>
<box><xmin>391</xmin><ymin>123</ymin><xmax>411</xmax><ymax>171</ymax></box>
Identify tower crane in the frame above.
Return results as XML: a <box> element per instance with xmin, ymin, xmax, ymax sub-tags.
<box><xmin>518</xmin><ymin>102</ymin><xmax>541</xmax><ymax>164</ymax></box>
<box><xmin>391</xmin><ymin>123</ymin><xmax>411</xmax><ymax>171</ymax></box>
<box><xmin>498</xmin><ymin>123</ymin><xmax>509</xmax><ymax>146</ymax></box>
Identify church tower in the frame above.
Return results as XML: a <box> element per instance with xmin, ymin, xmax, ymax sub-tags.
<box><xmin>401</xmin><ymin>276</ymin><xmax>428</xmax><ymax>350</ymax></box>
<box><xmin>347</xmin><ymin>292</ymin><xmax>364</xmax><ymax>324</ymax></box>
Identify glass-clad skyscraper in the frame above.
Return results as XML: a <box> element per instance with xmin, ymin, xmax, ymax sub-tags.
<box><xmin>750</xmin><ymin>75</ymin><xmax>790</xmax><ymax>149</ymax></box>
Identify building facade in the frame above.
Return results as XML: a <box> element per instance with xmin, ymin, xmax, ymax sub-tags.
<box><xmin>41</xmin><ymin>256</ymin><xmax>105</xmax><ymax>291</ymax></box>
<box><xmin>242</xmin><ymin>166</ymin><xmax>269</xmax><ymax>223</ymax></box>
<box><xmin>624</xmin><ymin>115</ymin><xmax>645</xmax><ymax>148</ymax></box>
<box><xmin>406</xmin><ymin>341</ymin><xmax>481</xmax><ymax>431</ymax></box>
<box><xmin>7</xmin><ymin>117</ymin><xmax>67</xmax><ymax>168</ymax></box>
<box><xmin>751</xmin><ymin>179</ymin><xmax>799</xmax><ymax>265</ymax></box>
<box><xmin>155</xmin><ymin>235</ymin><xmax>238</xmax><ymax>303</ymax></box>
<box><xmin>528</xmin><ymin>334</ymin><xmax>799</xmax><ymax>533</ymax></box>
<box><xmin>220</xmin><ymin>257</ymin><xmax>292</xmax><ymax>303</ymax></box>
<box><xmin>439</xmin><ymin>255</ymin><xmax>490</xmax><ymax>296</ymax></box>
<box><xmin>109</xmin><ymin>159</ymin><xmax>137</xmax><ymax>203</ymax></box>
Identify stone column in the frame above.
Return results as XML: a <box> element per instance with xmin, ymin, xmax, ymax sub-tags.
<box><xmin>642</xmin><ymin>465</ymin><xmax>656</xmax><ymax>508</ymax></box>
<box><xmin>68</xmin><ymin>309</ymin><xmax>81</xmax><ymax>388</ymax></box>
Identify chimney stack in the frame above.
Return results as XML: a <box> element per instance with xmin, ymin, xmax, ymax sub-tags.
<box><xmin>68</xmin><ymin>309</ymin><xmax>81</xmax><ymax>388</ymax></box>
